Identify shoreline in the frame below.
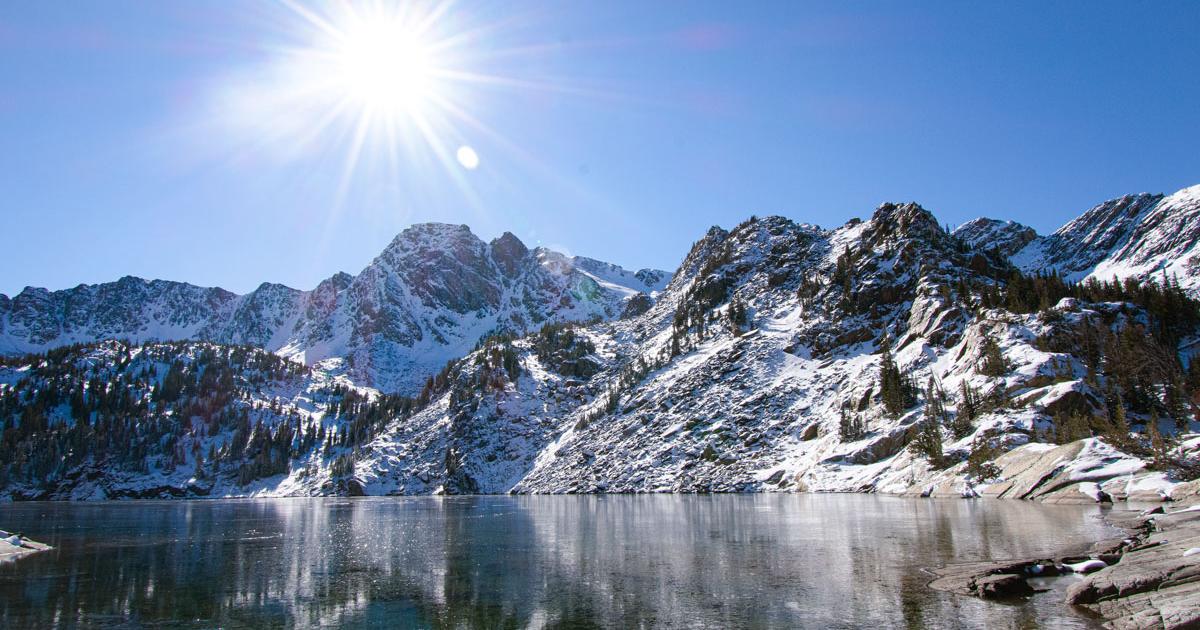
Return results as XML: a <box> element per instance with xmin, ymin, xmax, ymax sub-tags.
<box><xmin>1067</xmin><ymin>505</ymin><xmax>1200</xmax><ymax>629</ymax></box>
<box><xmin>929</xmin><ymin>502</ymin><xmax>1200</xmax><ymax>629</ymax></box>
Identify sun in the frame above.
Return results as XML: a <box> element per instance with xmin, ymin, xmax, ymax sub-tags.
<box><xmin>215</xmin><ymin>0</ymin><xmax>590</xmax><ymax>192</ymax></box>
<box><xmin>334</xmin><ymin>19</ymin><xmax>433</xmax><ymax>116</ymax></box>
<box><xmin>275</xmin><ymin>1</ymin><xmax>454</xmax><ymax>127</ymax></box>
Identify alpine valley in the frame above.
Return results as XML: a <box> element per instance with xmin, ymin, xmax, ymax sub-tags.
<box><xmin>2</xmin><ymin>184</ymin><xmax>1200</xmax><ymax>505</ymax></box>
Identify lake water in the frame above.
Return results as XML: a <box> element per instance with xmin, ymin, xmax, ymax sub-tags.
<box><xmin>0</xmin><ymin>495</ymin><xmax>1113</xmax><ymax>629</ymax></box>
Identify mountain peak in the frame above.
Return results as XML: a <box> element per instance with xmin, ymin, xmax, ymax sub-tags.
<box><xmin>386</xmin><ymin>222</ymin><xmax>476</xmax><ymax>249</ymax></box>
<box><xmin>994</xmin><ymin>183</ymin><xmax>1200</xmax><ymax>295</ymax></box>
<box><xmin>953</xmin><ymin>218</ymin><xmax>1038</xmax><ymax>257</ymax></box>
<box><xmin>861</xmin><ymin>201</ymin><xmax>944</xmax><ymax>249</ymax></box>
<box><xmin>872</xmin><ymin>201</ymin><xmax>937</xmax><ymax>226</ymax></box>
<box><xmin>375</xmin><ymin>222</ymin><xmax>490</xmax><ymax>278</ymax></box>
<box><xmin>489</xmin><ymin>232</ymin><xmax>530</xmax><ymax>276</ymax></box>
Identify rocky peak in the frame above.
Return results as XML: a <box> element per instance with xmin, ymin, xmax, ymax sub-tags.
<box><xmin>251</xmin><ymin>281</ymin><xmax>298</xmax><ymax>295</ymax></box>
<box><xmin>953</xmin><ymin>218</ymin><xmax>1038</xmax><ymax>257</ymax></box>
<box><xmin>1086</xmin><ymin>185</ymin><xmax>1200</xmax><ymax>292</ymax></box>
<box><xmin>1119</xmin><ymin>186</ymin><xmax>1200</xmax><ymax>260</ymax></box>
<box><xmin>382</xmin><ymin>223</ymin><xmax>481</xmax><ymax>260</ymax></box>
<box><xmin>325</xmin><ymin>272</ymin><xmax>354</xmax><ymax>291</ymax></box>
<box><xmin>862</xmin><ymin>202</ymin><xmax>944</xmax><ymax>248</ymax></box>
<box><xmin>368</xmin><ymin>223</ymin><xmax>498</xmax><ymax>313</ymax></box>
<box><xmin>13</xmin><ymin>286</ymin><xmax>52</xmax><ymax>302</ymax></box>
<box><xmin>669</xmin><ymin>226</ymin><xmax>730</xmax><ymax>292</ymax></box>
<box><xmin>489</xmin><ymin>232</ymin><xmax>530</xmax><ymax>277</ymax></box>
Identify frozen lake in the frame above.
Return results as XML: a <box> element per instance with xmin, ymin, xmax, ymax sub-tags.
<box><xmin>0</xmin><ymin>494</ymin><xmax>1113</xmax><ymax>628</ymax></box>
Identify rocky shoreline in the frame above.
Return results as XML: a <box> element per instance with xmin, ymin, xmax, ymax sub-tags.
<box><xmin>930</xmin><ymin>503</ymin><xmax>1200</xmax><ymax>629</ymax></box>
<box><xmin>1067</xmin><ymin>506</ymin><xmax>1200</xmax><ymax>629</ymax></box>
<box><xmin>914</xmin><ymin>437</ymin><xmax>1200</xmax><ymax>629</ymax></box>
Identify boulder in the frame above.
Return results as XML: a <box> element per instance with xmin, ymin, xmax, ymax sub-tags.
<box><xmin>1039</xmin><ymin>482</ymin><xmax>1111</xmax><ymax>504</ymax></box>
<box><xmin>974</xmin><ymin>573</ymin><xmax>1033</xmax><ymax>599</ymax></box>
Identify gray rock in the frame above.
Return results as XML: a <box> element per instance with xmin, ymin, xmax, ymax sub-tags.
<box><xmin>974</xmin><ymin>573</ymin><xmax>1034</xmax><ymax>599</ymax></box>
<box><xmin>1065</xmin><ymin>507</ymin><xmax>1200</xmax><ymax>629</ymax></box>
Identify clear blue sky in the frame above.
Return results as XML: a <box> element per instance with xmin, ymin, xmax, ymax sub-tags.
<box><xmin>1</xmin><ymin>1</ymin><xmax>1197</xmax><ymax>296</ymax></box>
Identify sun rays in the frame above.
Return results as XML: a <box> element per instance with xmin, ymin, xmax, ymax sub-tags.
<box><xmin>181</xmin><ymin>0</ymin><xmax>646</xmax><ymax>248</ymax></box>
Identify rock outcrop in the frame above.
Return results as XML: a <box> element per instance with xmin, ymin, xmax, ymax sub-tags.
<box><xmin>1066</xmin><ymin>507</ymin><xmax>1200</xmax><ymax>630</ymax></box>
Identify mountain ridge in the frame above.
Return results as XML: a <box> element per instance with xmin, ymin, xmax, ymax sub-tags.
<box><xmin>0</xmin><ymin>224</ymin><xmax>671</xmax><ymax>393</ymax></box>
<box><xmin>956</xmin><ymin>184</ymin><xmax>1200</xmax><ymax>294</ymax></box>
<box><xmin>2</xmin><ymin>184</ymin><xmax>1199</xmax><ymax>505</ymax></box>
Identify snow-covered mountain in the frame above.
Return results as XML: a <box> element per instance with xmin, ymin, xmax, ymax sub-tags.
<box><xmin>0</xmin><ymin>224</ymin><xmax>670</xmax><ymax>393</ymax></box>
<box><xmin>957</xmin><ymin>184</ymin><xmax>1200</xmax><ymax>294</ymax></box>
<box><xmin>3</xmin><ymin>187</ymin><xmax>1199</xmax><ymax>502</ymax></box>
<box><xmin>348</xmin><ymin>203</ymin><xmax>1185</xmax><ymax>497</ymax></box>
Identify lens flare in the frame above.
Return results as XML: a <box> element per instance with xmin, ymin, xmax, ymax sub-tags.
<box><xmin>456</xmin><ymin>145</ymin><xmax>479</xmax><ymax>170</ymax></box>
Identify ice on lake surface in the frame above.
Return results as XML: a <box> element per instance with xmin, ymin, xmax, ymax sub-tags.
<box><xmin>0</xmin><ymin>494</ymin><xmax>1112</xmax><ymax>628</ymax></box>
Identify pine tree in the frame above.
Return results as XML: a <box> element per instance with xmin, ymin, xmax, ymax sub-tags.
<box><xmin>727</xmin><ymin>297</ymin><xmax>748</xmax><ymax>335</ymax></box>
<box><xmin>878</xmin><ymin>338</ymin><xmax>916</xmax><ymax>417</ymax></box>
<box><xmin>1147</xmin><ymin>411</ymin><xmax>1173</xmax><ymax>470</ymax></box>
<box><xmin>964</xmin><ymin>432</ymin><xmax>1002</xmax><ymax>482</ymax></box>
<box><xmin>958</xmin><ymin>380</ymin><xmax>979</xmax><ymax>425</ymax></box>
<box><xmin>838</xmin><ymin>404</ymin><xmax>866</xmax><ymax>442</ymax></box>
<box><xmin>925</xmin><ymin>376</ymin><xmax>946</xmax><ymax>421</ymax></box>
<box><xmin>1187</xmin><ymin>356</ymin><xmax>1200</xmax><ymax>398</ymax></box>
<box><xmin>1052</xmin><ymin>410</ymin><xmax>1089</xmax><ymax>444</ymax></box>
<box><xmin>979</xmin><ymin>334</ymin><xmax>1009</xmax><ymax>377</ymax></box>
<box><xmin>908</xmin><ymin>418</ymin><xmax>944</xmax><ymax>467</ymax></box>
<box><xmin>1102</xmin><ymin>393</ymin><xmax>1133</xmax><ymax>450</ymax></box>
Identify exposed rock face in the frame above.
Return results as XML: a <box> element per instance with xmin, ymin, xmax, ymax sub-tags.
<box><xmin>489</xmin><ymin>231</ymin><xmax>529</xmax><ymax>277</ymax></box>
<box><xmin>0</xmin><ymin>224</ymin><xmax>670</xmax><ymax>393</ymax></box>
<box><xmin>976</xmin><ymin>441</ymin><xmax>1090</xmax><ymax>501</ymax></box>
<box><xmin>620</xmin><ymin>293</ymin><xmax>653</xmax><ymax>319</ymax></box>
<box><xmin>953</xmin><ymin>218</ymin><xmax>1039</xmax><ymax>258</ymax></box>
<box><xmin>973</xmin><ymin>573</ymin><xmax>1036</xmax><ymax>599</ymax></box>
<box><xmin>0</xmin><ymin>530</ymin><xmax>50</xmax><ymax>562</ymax></box>
<box><xmin>1016</xmin><ymin>193</ymin><xmax>1166</xmax><ymax>280</ymax></box>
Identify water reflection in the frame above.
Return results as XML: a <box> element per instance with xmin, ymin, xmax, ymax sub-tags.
<box><xmin>0</xmin><ymin>495</ymin><xmax>1109</xmax><ymax>628</ymax></box>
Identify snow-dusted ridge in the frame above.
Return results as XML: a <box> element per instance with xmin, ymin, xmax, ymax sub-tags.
<box><xmin>960</xmin><ymin>183</ymin><xmax>1200</xmax><ymax>295</ymax></box>
<box><xmin>339</xmin><ymin>199</ymin><xmax>1200</xmax><ymax>499</ymax></box>
<box><xmin>0</xmin><ymin>224</ymin><xmax>670</xmax><ymax>393</ymax></box>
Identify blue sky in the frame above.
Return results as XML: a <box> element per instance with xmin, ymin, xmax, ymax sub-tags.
<box><xmin>1</xmin><ymin>1</ymin><xmax>1197</xmax><ymax>296</ymax></box>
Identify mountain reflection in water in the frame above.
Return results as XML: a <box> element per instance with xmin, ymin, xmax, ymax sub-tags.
<box><xmin>0</xmin><ymin>494</ymin><xmax>1110</xmax><ymax>628</ymax></box>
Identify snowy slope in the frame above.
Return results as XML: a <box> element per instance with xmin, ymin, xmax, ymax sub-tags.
<box><xmin>957</xmin><ymin>184</ymin><xmax>1200</xmax><ymax>294</ymax></box>
<box><xmin>0</xmin><ymin>341</ymin><xmax>377</xmax><ymax>500</ymax></box>
<box><xmin>0</xmin><ymin>225</ymin><xmax>670</xmax><ymax>393</ymax></box>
